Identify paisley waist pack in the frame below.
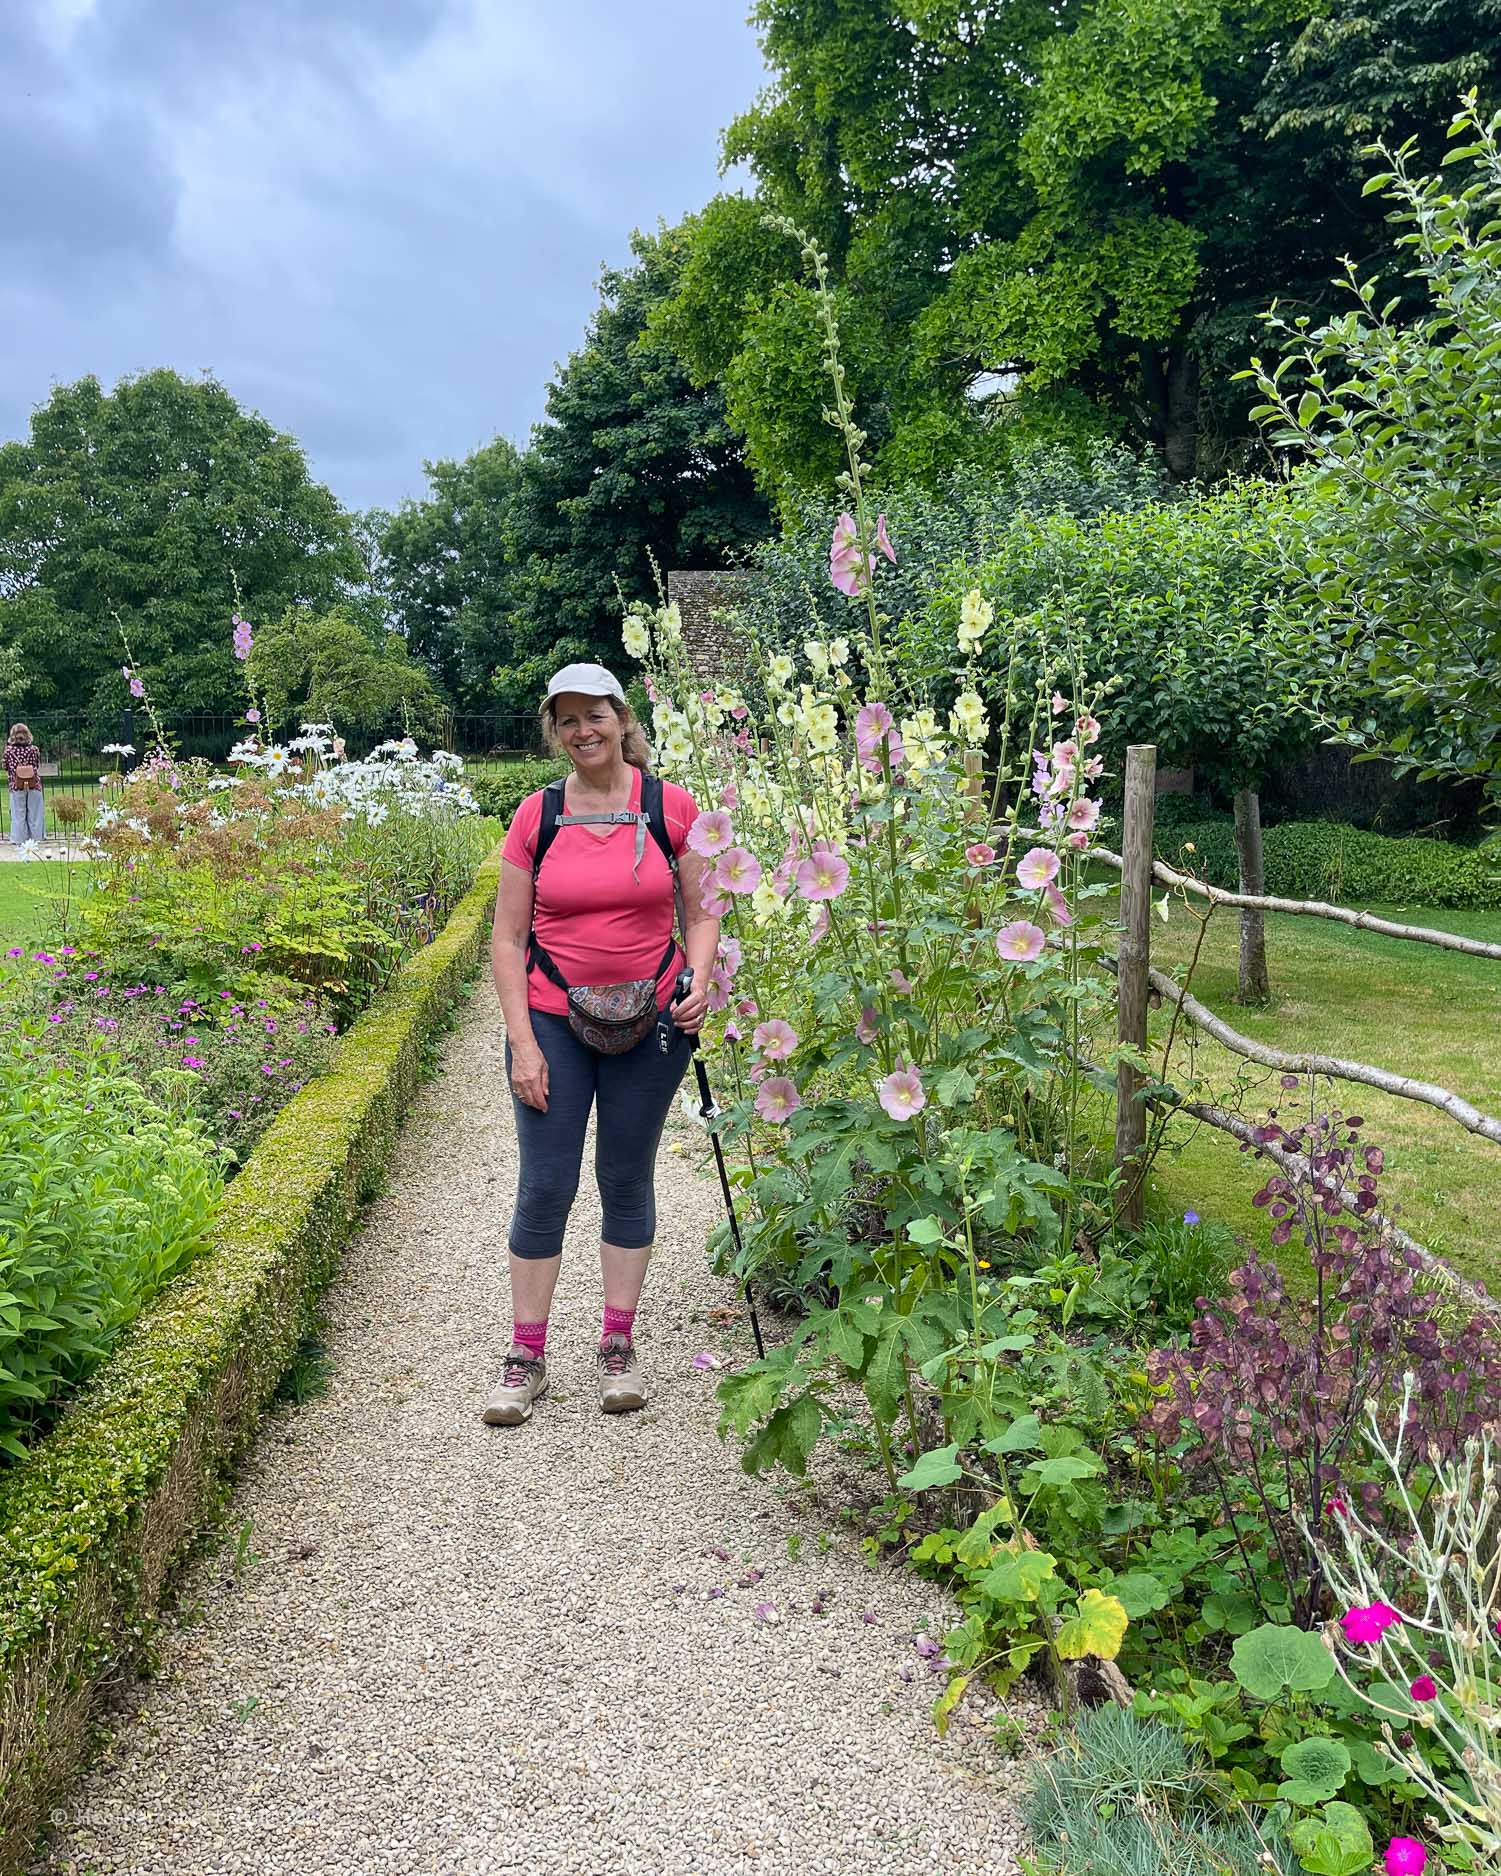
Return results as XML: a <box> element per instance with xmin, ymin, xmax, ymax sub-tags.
<box><xmin>527</xmin><ymin>774</ymin><xmax>686</xmax><ymax>1056</ymax></box>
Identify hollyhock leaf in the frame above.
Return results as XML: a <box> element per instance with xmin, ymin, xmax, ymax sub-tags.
<box><xmin>898</xmin><ymin>1444</ymin><xmax>964</xmax><ymax>1490</ymax></box>
<box><xmin>1054</xmin><ymin>1590</ymin><xmax>1129</xmax><ymax>1662</ymax></box>
<box><xmin>1231</xmin><ymin>1623</ymin><xmax>1337</xmax><ymax>1701</ymax></box>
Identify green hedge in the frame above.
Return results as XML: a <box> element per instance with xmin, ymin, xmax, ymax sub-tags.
<box><xmin>0</xmin><ymin>849</ymin><xmax>501</xmax><ymax>1874</ymax></box>
<box><xmin>466</xmin><ymin>758</ymin><xmax>567</xmax><ymax>825</ymax></box>
<box><xmin>1157</xmin><ymin>820</ymin><xmax>1501</xmax><ymax>911</ymax></box>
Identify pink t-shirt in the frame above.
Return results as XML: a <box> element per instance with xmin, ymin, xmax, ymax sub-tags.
<box><xmin>503</xmin><ymin>768</ymin><xmax>699</xmax><ymax>1016</ymax></box>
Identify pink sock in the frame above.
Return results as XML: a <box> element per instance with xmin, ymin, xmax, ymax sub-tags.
<box><xmin>601</xmin><ymin>1304</ymin><xmax>636</xmax><ymax>1347</ymax></box>
<box><xmin>512</xmin><ymin>1318</ymin><xmax>548</xmax><ymax>1359</ymax></box>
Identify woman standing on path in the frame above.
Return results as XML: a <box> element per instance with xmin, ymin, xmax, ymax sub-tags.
<box><xmin>4</xmin><ymin>723</ymin><xmax>46</xmax><ymax>847</ymax></box>
<box><xmin>485</xmin><ymin>664</ymin><xmax>717</xmax><ymax>1426</ymax></box>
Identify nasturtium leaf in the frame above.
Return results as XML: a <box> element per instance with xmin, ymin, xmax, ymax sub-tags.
<box><xmin>1202</xmin><ymin>1591</ymin><xmax>1258</xmax><ymax>1635</ymax></box>
<box><xmin>1287</xmin><ymin>1802</ymin><xmax>1373</xmax><ymax>1876</ymax></box>
<box><xmin>1099</xmin><ymin>1570</ymin><xmax>1170</xmax><ymax>1618</ymax></box>
<box><xmin>1054</xmin><ymin>1589</ymin><xmax>1129</xmax><ymax>1662</ymax></box>
<box><xmin>898</xmin><ymin>1444</ymin><xmax>964</xmax><ymax>1490</ymax></box>
<box><xmin>1231</xmin><ymin>1623</ymin><xmax>1337</xmax><ymax>1702</ymax></box>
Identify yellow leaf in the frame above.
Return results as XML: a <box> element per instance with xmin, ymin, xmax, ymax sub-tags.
<box><xmin>1054</xmin><ymin>1589</ymin><xmax>1129</xmax><ymax>1662</ymax></box>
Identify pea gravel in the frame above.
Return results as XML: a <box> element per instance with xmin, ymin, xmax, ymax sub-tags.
<box><xmin>34</xmin><ymin>981</ymin><xmax>1038</xmax><ymax>1876</ymax></box>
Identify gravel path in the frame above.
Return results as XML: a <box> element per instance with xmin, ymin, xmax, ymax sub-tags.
<box><xmin>35</xmin><ymin>980</ymin><xmax>1034</xmax><ymax>1876</ymax></box>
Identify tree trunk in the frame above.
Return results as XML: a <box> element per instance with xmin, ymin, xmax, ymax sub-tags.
<box><xmin>1232</xmin><ymin>787</ymin><xmax>1271</xmax><ymax>1003</ymax></box>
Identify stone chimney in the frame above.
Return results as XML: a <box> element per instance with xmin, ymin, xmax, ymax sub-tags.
<box><xmin>665</xmin><ymin>570</ymin><xmax>755</xmax><ymax>684</ymax></box>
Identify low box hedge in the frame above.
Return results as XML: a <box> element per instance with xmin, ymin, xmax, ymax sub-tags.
<box><xmin>1156</xmin><ymin>819</ymin><xmax>1501</xmax><ymax>912</ymax></box>
<box><xmin>0</xmin><ymin>848</ymin><xmax>502</xmax><ymax>1874</ymax></box>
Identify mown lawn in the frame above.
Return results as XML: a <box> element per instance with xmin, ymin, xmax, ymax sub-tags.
<box><xmin>1134</xmin><ymin>894</ymin><xmax>1501</xmax><ymax>1298</ymax></box>
<box><xmin>0</xmin><ymin>861</ymin><xmax>97</xmax><ymax>945</ymax></box>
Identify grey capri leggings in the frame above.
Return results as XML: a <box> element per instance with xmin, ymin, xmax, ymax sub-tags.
<box><xmin>506</xmin><ymin>1009</ymin><xmax>693</xmax><ymax>1259</ymax></box>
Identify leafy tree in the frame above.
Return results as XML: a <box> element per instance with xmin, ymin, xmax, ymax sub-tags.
<box><xmin>0</xmin><ymin>370</ymin><xmax>360</xmax><ymax>719</ymax></box>
<box><xmin>244</xmin><ymin>604</ymin><xmax>444</xmax><ymax>747</ymax></box>
<box><xmin>496</xmin><ymin>224</ymin><xmax>770</xmax><ymax>714</ymax></box>
<box><xmin>652</xmin><ymin>0</ymin><xmax>1501</xmax><ymax>492</ymax></box>
<box><xmin>375</xmin><ymin>438</ymin><xmax>523</xmax><ymax>713</ymax></box>
<box><xmin>1248</xmin><ymin>102</ymin><xmax>1501</xmax><ymax>806</ymax></box>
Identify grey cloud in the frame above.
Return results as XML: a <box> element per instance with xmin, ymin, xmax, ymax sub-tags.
<box><xmin>0</xmin><ymin>98</ymin><xmax>178</xmax><ymax>267</ymax></box>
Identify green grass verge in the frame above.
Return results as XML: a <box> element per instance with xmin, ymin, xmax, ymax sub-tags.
<box><xmin>0</xmin><ymin>861</ymin><xmax>98</xmax><ymax>946</ymax></box>
<box><xmin>0</xmin><ymin>848</ymin><xmax>501</xmax><ymax>1873</ymax></box>
<box><xmin>1137</xmin><ymin>896</ymin><xmax>1501</xmax><ymax>1298</ymax></box>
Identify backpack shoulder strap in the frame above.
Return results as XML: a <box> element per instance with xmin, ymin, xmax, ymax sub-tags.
<box><xmin>640</xmin><ymin>772</ymin><xmax>687</xmax><ymax>942</ymax></box>
<box><xmin>531</xmin><ymin>779</ymin><xmax>567</xmax><ymax>879</ymax></box>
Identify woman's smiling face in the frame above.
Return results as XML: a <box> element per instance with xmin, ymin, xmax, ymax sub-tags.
<box><xmin>552</xmin><ymin>693</ymin><xmax>621</xmax><ymax>773</ymax></box>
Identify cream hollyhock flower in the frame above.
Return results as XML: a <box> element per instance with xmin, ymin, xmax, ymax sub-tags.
<box><xmin>767</xmin><ymin>654</ymin><xmax>795</xmax><ymax>689</ymax></box>
<box><xmin>659</xmin><ymin>601</ymin><xmax>683</xmax><ymax>644</ymax></box>
<box><xmin>958</xmin><ymin>589</ymin><xmax>993</xmax><ymax>653</ymax></box>
<box><xmin>951</xmin><ymin>690</ymin><xmax>987</xmax><ymax>747</ymax></box>
<box><xmin>622</xmin><ymin>616</ymin><xmax>650</xmax><ymax>659</ymax></box>
<box><xmin>828</xmin><ymin>637</ymin><xmax>850</xmax><ymax>667</ymax></box>
<box><xmin>776</xmin><ymin>698</ymin><xmax>798</xmax><ymax>727</ymax></box>
<box><xmin>751</xmin><ymin>877</ymin><xmax>789</xmax><ymax>922</ymax></box>
<box><xmin>900</xmin><ymin>709</ymin><xmax>947</xmax><ymax>774</ymax></box>
<box><xmin>662</xmin><ymin>726</ymin><xmax>693</xmax><ymax>766</ymax></box>
<box><xmin>803</xmin><ymin>639</ymin><xmax>830</xmax><ymax>677</ymax></box>
<box><xmin>803</xmin><ymin>702</ymin><xmax>839</xmax><ymax>754</ymax></box>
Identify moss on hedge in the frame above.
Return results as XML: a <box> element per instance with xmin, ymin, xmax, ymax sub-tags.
<box><xmin>0</xmin><ymin>849</ymin><xmax>501</xmax><ymax>1874</ymax></box>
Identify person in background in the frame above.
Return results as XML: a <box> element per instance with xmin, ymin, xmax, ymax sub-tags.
<box><xmin>4</xmin><ymin>723</ymin><xmax>46</xmax><ymax>847</ymax></box>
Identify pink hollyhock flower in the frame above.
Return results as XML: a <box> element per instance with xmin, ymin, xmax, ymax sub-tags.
<box><xmin>232</xmin><ymin>615</ymin><xmax>253</xmax><ymax>661</ymax></box>
<box><xmin>730</xmin><ymin>705</ymin><xmax>749</xmax><ymax>723</ymax></box>
<box><xmin>700</xmin><ymin>881</ymin><xmax>732</xmax><ymax>917</ymax></box>
<box><xmin>245</xmin><ymin>707</ymin><xmax>261</xmax><ymax>724</ymax></box>
<box><xmin>1067</xmin><ymin>797</ymin><xmax>1101</xmax><ymax>832</ymax></box>
<box><xmin>878</xmin><ymin>1064</ymin><xmax>926</xmax><ymax>1121</ymax></box>
<box><xmin>1385</xmin><ymin>1839</ymin><xmax>1426</xmax><ymax>1876</ymax></box>
<box><xmin>829</xmin><ymin>512</ymin><xmax>867</xmax><ymax>596</ymax></box>
<box><xmin>720</xmin><ymin>782</ymin><xmax>739</xmax><ymax>808</ymax></box>
<box><xmin>889</xmin><ymin>968</ymin><xmax>913</xmax><ymax>993</ymax></box>
<box><xmin>1409</xmin><ymin>1675</ymin><xmax>1438</xmax><ymax>1702</ymax></box>
<box><xmin>796</xmin><ymin>850</ymin><xmax>850</xmax><ymax>901</ymax></box>
<box><xmin>874</xmin><ymin>512</ymin><xmax>896</xmax><ymax>563</ymax></box>
<box><xmin>718</xmin><ymin>936</ymin><xmax>742</xmax><ymax>973</ymax></box>
<box><xmin>754</xmin><ymin>1077</ymin><xmax>800</xmax><ymax>1123</ymax></box>
<box><xmin>724</xmin><ymin>1020</ymin><xmax>741</xmax><ymax>1042</ymax></box>
<box><xmin>1043</xmin><ymin>882</ymin><xmax>1073</xmax><ymax>927</ymax></box>
<box><xmin>1051</xmin><ymin>691</ymin><xmax>1068</xmax><ymax>715</ymax></box>
<box><xmin>691</xmin><ymin>1351</ymin><xmax>721</xmax><ymax>1372</ymax></box>
<box><xmin>997</xmin><ymin>920</ymin><xmax>1046</xmax><ymax>963</ymax></box>
<box><xmin>737</xmin><ymin>997</ymin><xmax>758</xmax><ymax>1019</ymax></box>
<box><xmin>687</xmin><ymin>809</ymin><xmax>736</xmax><ymax>858</ymax></box>
<box><xmin>1052</xmin><ymin>740</ymin><xmax>1080</xmax><ymax>767</ymax></box>
<box><xmin>809</xmin><ymin>904</ymin><xmax>831</xmax><ymax>944</ymax></box>
<box><xmin>643</xmin><ymin>674</ymin><xmax>659</xmax><ymax>703</ymax></box>
<box><xmin>855</xmin><ymin>1006</ymin><xmax>880</xmax><ymax>1045</ymax></box>
<box><xmin>713</xmin><ymin>847</ymin><xmax>763</xmax><ymax>895</ymax></box>
<box><xmin>752</xmin><ymin>1018</ymin><xmax>799</xmax><ymax>1062</ymax></box>
<box><xmin>1084</xmin><ymin>754</ymin><xmax>1105</xmax><ymax>780</ymax></box>
<box><xmin>706</xmin><ymin>968</ymin><xmax>732</xmax><ymax>1013</ymax></box>
<box><xmin>856</xmin><ymin>700</ymin><xmax>894</xmax><ymax>744</ymax></box>
<box><xmin>1016</xmin><ymin>846</ymin><xmax>1061</xmax><ymax>891</ymax></box>
<box><xmin>129</xmin><ymin>677</ymin><xmax>145</xmax><ymax>699</ymax></box>
<box><xmin>1066</xmin><ymin>829</ymin><xmax>1090</xmax><ymax>850</ymax></box>
<box><xmin>1341</xmin><ymin>1602</ymin><xmax>1404</xmax><ymax>1646</ymax></box>
<box><xmin>965</xmin><ymin>842</ymin><xmax>996</xmax><ymax>867</ymax></box>
<box><xmin>1075</xmin><ymin>713</ymin><xmax>1101</xmax><ymax>744</ymax></box>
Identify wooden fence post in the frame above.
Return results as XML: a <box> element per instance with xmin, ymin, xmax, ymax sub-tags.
<box><xmin>1115</xmin><ymin>745</ymin><xmax>1156</xmax><ymax>1227</ymax></box>
<box><xmin>961</xmin><ymin>749</ymin><xmax>985</xmax><ymax>826</ymax></box>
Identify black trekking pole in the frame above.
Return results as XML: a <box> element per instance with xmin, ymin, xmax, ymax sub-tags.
<box><xmin>669</xmin><ymin>968</ymin><xmax>766</xmax><ymax>1360</ymax></box>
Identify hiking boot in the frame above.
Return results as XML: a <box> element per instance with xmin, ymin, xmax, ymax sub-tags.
<box><xmin>482</xmin><ymin>1350</ymin><xmax>548</xmax><ymax>1426</ymax></box>
<box><xmin>597</xmin><ymin>1333</ymin><xmax>647</xmax><ymax>1414</ymax></box>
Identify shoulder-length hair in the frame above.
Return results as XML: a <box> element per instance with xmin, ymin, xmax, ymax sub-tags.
<box><xmin>540</xmin><ymin>696</ymin><xmax>652</xmax><ymax>773</ymax></box>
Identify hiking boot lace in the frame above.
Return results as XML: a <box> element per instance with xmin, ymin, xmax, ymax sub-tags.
<box><xmin>599</xmin><ymin>1336</ymin><xmax>633</xmax><ymax>1377</ymax></box>
<box><xmin>503</xmin><ymin>1354</ymin><xmax>540</xmax><ymax>1388</ymax></box>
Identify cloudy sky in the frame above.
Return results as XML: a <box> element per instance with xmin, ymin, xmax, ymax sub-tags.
<box><xmin>2</xmin><ymin>0</ymin><xmax>768</xmax><ymax>513</ymax></box>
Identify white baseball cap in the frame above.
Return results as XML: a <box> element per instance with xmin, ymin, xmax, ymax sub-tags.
<box><xmin>544</xmin><ymin>662</ymin><xmax>626</xmax><ymax>704</ymax></box>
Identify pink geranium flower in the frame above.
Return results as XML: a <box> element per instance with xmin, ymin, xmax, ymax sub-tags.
<box><xmin>997</xmin><ymin>920</ymin><xmax>1046</xmax><ymax>963</ymax></box>
<box><xmin>754</xmin><ymin>1077</ymin><xmax>800</xmax><ymax>1124</ymax></box>
<box><xmin>795</xmin><ymin>851</ymin><xmax>850</xmax><ymax>901</ymax></box>
<box><xmin>1016</xmin><ymin>846</ymin><xmax>1061</xmax><ymax>891</ymax></box>
<box><xmin>688</xmin><ymin>809</ymin><xmax>736</xmax><ymax>858</ymax></box>
<box><xmin>1341</xmin><ymin>1602</ymin><xmax>1404</xmax><ymax>1646</ymax></box>
<box><xmin>1385</xmin><ymin>1839</ymin><xmax>1426</xmax><ymax>1876</ymax></box>
<box><xmin>713</xmin><ymin>847</ymin><xmax>762</xmax><ymax>895</ymax></box>
<box><xmin>965</xmin><ymin>842</ymin><xmax>996</xmax><ymax>868</ymax></box>
<box><xmin>1067</xmin><ymin>797</ymin><xmax>1101</xmax><ymax>832</ymax></box>
<box><xmin>752</xmin><ymin>1018</ymin><xmax>799</xmax><ymax>1062</ymax></box>
<box><xmin>878</xmin><ymin>1064</ymin><xmax>926</xmax><ymax>1121</ymax></box>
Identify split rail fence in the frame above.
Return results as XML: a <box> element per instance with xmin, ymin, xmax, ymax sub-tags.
<box><xmin>1105</xmin><ymin>745</ymin><xmax>1498</xmax><ymax>1310</ymax></box>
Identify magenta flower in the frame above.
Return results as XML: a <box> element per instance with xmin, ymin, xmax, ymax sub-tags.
<box><xmin>878</xmin><ymin>1065</ymin><xmax>926</xmax><ymax>1122</ymax></box>
<box><xmin>181</xmin><ymin>1056</ymin><xmax>204</xmax><ymax>1069</ymax></box>
<box><xmin>712</xmin><ymin>847</ymin><xmax>762</xmax><ymax>895</ymax></box>
<box><xmin>752</xmin><ymin>1018</ymin><xmax>799</xmax><ymax>1062</ymax></box>
<box><xmin>997</xmin><ymin>920</ymin><xmax>1046</xmax><ymax>964</ymax></box>
<box><xmin>754</xmin><ymin>1077</ymin><xmax>800</xmax><ymax>1124</ymax></box>
<box><xmin>1067</xmin><ymin>797</ymin><xmax>1101</xmax><ymax>833</ymax></box>
<box><xmin>1016</xmin><ymin>846</ymin><xmax>1061</xmax><ymax>891</ymax></box>
<box><xmin>1384</xmin><ymin>1839</ymin><xmax>1426</xmax><ymax>1876</ymax></box>
<box><xmin>965</xmin><ymin>842</ymin><xmax>996</xmax><ymax>867</ymax></box>
<box><xmin>1409</xmin><ymin>1675</ymin><xmax>1438</xmax><ymax>1702</ymax></box>
<box><xmin>1341</xmin><ymin>1602</ymin><xmax>1404</xmax><ymax>1645</ymax></box>
<box><xmin>687</xmin><ymin>809</ymin><xmax>736</xmax><ymax>858</ymax></box>
<box><xmin>795</xmin><ymin>850</ymin><xmax>850</xmax><ymax>901</ymax></box>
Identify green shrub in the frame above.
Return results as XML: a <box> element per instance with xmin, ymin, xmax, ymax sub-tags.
<box><xmin>1023</xmin><ymin>1709</ymin><xmax>1294</xmax><ymax>1876</ymax></box>
<box><xmin>466</xmin><ymin>758</ymin><xmax>568</xmax><ymax>824</ymax></box>
<box><xmin>1157</xmin><ymin>819</ymin><xmax>1501</xmax><ymax>911</ymax></box>
<box><xmin>0</xmin><ymin>1057</ymin><xmax>223</xmax><ymax>1460</ymax></box>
